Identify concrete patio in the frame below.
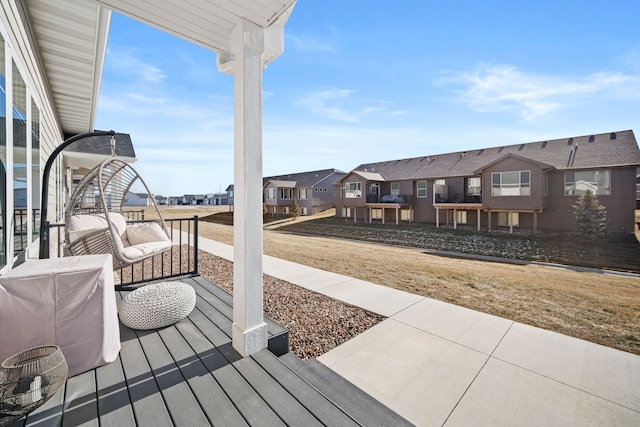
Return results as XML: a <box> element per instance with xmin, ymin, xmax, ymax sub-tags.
<box><xmin>198</xmin><ymin>235</ymin><xmax>640</xmax><ymax>426</ymax></box>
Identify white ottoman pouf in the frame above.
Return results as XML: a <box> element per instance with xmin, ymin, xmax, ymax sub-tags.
<box><xmin>119</xmin><ymin>282</ymin><xmax>196</xmax><ymax>330</ymax></box>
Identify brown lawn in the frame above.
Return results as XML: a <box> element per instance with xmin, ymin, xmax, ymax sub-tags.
<box><xmin>142</xmin><ymin>205</ymin><xmax>640</xmax><ymax>355</ymax></box>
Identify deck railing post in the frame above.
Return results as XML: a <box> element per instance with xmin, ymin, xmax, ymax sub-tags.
<box><xmin>193</xmin><ymin>215</ymin><xmax>198</xmax><ymax>275</ymax></box>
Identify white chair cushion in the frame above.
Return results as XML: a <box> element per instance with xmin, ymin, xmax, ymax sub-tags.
<box><xmin>108</xmin><ymin>213</ymin><xmax>127</xmax><ymax>237</ymax></box>
<box><xmin>68</xmin><ymin>214</ymin><xmax>129</xmax><ymax>245</ymax></box>
<box><xmin>121</xmin><ymin>240</ymin><xmax>173</xmax><ymax>261</ymax></box>
<box><xmin>126</xmin><ymin>222</ymin><xmax>171</xmax><ymax>246</ymax></box>
<box><xmin>119</xmin><ymin>282</ymin><xmax>196</xmax><ymax>330</ymax></box>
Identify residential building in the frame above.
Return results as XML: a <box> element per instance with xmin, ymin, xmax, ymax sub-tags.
<box><xmin>204</xmin><ymin>192</ymin><xmax>229</xmax><ymax>205</ymax></box>
<box><xmin>124</xmin><ymin>192</ymin><xmax>152</xmax><ymax>206</ymax></box>
<box><xmin>337</xmin><ymin>130</ymin><xmax>640</xmax><ymax>233</ymax></box>
<box><xmin>226</xmin><ymin>184</ymin><xmax>234</xmax><ymax>206</ymax></box>
<box><xmin>263</xmin><ymin>168</ymin><xmax>346</xmax><ymax>216</ymax></box>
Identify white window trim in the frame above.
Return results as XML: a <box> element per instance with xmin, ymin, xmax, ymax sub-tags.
<box><xmin>491</xmin><ymin>170</ymin><xmax>531</xmax><ymax>196</ymax></box>
<box><xmin>344</xmin><ymin>182</ymin><xmax>362</xmax><ymax>198</ymax></box>
<box><xmin>417</xmin><ymin>181</ymin><xmax>427</xmax><ymax>198</ymax></box>
<box><xmin>564</xmin><ymin>169</ymin><xmax>611</xmax><ymax>196</ymax></box>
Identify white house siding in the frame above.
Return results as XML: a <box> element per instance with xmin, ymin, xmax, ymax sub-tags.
<box><xmin>1</xmin><ymin>0</ymin><xmax>64</xmax><ymax>271</ymax></box>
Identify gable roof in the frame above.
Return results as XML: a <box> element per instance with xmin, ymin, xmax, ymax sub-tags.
<box><xmin>352</xmin><ymin>130</ymin><xmax>640</xmax><ymax>180</ymax></box>
<box><xmin>263</xmin><ymin>168</ymin><xmax>346</xmax><ymax>187</ymax></box>
<box><xmin>64</xmin><ymin>132</ymin><xmax>136</xmax><ymax>158</ymax></box>
<box><xmin>264</xmin><ymin>180</ymin><xmax>296</xmax><ymax>188</ymax></box>
<box><xmin>473</xmin><ymin>153</ymin><xmax>555</xmax><ymax>174</ymax></box>
<box><xmin>62</xmin><ymin>132</ymin><xmax>136</xmax><ymax>169</ymax></box>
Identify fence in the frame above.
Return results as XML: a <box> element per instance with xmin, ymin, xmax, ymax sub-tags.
<box><xmin>46</xmin><ymin>215</ymin><xmax>199</xmax><ymax>289</ymax></box>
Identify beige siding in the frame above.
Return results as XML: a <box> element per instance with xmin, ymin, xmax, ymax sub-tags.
<box><xmin>1</xmin><ymin>0</ymin><xmax>64</xmax><ymax>266</ymax></box>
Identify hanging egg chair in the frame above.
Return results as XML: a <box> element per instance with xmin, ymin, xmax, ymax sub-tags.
<box><xmin>64</xmin><ymin>158</ymin><xmax>172</xmax><ymax>270</ymax></box>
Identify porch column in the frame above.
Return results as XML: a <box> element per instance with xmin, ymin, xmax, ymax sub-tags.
<box><xmin>488</xmin><ymin>210</ymin><xmax>492</xmax><ymax>232</ymax></box>
<box><xmin>395</xmin><ymin>207</ymin><xmax>399</xmax><ymax>225</ymax></box>
<box><xmin>436</xmin><ymin>208</ymin><xmax>440</xmax><ymax>228</ymax></box>
<box><xmin>453</xmin><ymin>208</ymin><xmax>458</xmax><ymax>229</ymax></box>
<box><xmin>477</xmin><ymin>208</ymin><xmax>481</xmax><ymax>231</ymax></box>
<box><xmin>509</xmin><ymin>212</ymin><xmax>514</xmax><ymax>234</ymax></box>
<box><xmin>231</xmin><ymin>19</ymin><xmax>268</xmax><ymax>357</ymax></box>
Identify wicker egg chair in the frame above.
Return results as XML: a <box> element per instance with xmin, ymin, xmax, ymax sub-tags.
<box><xmin>64</xmin><ymin>158</ymin><xmax>172</xmax><ymax>270</ymax></box>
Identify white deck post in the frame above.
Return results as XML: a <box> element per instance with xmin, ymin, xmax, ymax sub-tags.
<box><xmin>230</xmin><ymin>18</ymin><xmax>268</xmax><ymax>357</ymax></box>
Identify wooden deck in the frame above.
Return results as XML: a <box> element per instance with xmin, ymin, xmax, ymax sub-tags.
<box><xmin>5</xmin><ymin>275</ymin><xmax>412</xmax><ymax>427</ymax></box>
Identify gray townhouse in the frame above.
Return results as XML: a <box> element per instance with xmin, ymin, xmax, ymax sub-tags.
<box><xmin>337</xmin><ymin>130</ymin><xmax>640</xmax><ymax>234</ymax></box>
<box><xmin>263</xmin><ymin>168</ymin><xmax>346</xmax><ymax>216</ymax></box>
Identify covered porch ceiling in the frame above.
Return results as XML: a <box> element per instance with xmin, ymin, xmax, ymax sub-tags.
<box><xmin>24</xmin><ymin>0</ymin><xmax>296</xmax><ymax>135</ymax></box>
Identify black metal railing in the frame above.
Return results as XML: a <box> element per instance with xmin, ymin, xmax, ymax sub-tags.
<box><xmin>46</xmin><ymin>216</ymin><xmax>199</xmax><ymax>289</ymax></box>
<box><xmin>366</xmin><ymin>194</ymin><xmax>413</xmax><ymax>204</ymax></box>
<box><xmin>434</xmin><ymin>194</ymin><xmax>482</xmax><ymax>203</ymax></box>
<box><xmin>13</xmin><ymin>208</ymin><xmax>40</xmax><ymax>253</ymax></box>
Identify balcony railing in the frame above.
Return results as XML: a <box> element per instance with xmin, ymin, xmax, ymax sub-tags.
<box><xmin>366</xmin><ymin>194</ymin><xmax>413</xmax><ymax>204</ymax></box>
<box><xmin>434</xmin><ymin>193</ymin><xmax>482</xmax><ymax>204</ymax></box>
<box><xmin>46</xmin><ymin>215</ymin><xmax>199</xmax><ymax>289</ymax></box>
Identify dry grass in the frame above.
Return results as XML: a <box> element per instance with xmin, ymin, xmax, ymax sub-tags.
<box><xmin>143</xmin><ymin>205</ymin><xmax>640</xmax><ymax>355</ymax></box>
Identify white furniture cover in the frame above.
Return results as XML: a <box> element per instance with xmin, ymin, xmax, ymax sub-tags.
<box><xmin>0</xmin><ymin>254</ymin><xmax>120</xmax><ymax>377</ymax></box>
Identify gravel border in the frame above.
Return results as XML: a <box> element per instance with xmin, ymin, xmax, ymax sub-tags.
<box><xmin>197</xmin><ymin>251</ymin><xmax>386</xmax><ymax>360</ymax></box>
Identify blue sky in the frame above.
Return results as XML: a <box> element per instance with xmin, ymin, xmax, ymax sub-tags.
<box><xmin>94</xmin><ymin>1</ymin><xmax>640</xmax><ymax>196</ymax></box>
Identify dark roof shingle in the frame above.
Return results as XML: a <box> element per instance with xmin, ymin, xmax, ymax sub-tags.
<box><xmin>353</xmin><ymin>130</ymin><xmax>640</xmax><ymax>180</ymax></box>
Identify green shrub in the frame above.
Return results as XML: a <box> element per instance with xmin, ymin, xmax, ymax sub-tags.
<box><xmin>572</xmin><ymin>190</ymin><xmax>607</xmax><ymax>240</ymax></box>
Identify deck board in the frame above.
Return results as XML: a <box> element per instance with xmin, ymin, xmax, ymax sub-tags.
<box><xmin>4</xmin><ymin>275</ymin><xmax>414</xmax><ymax>427</ymax></box>
<box><xmin>61</xmin><ymin>370</ymin><xmax>98</xmax><ymax>427</ymax></box>
<box><xmin>95</xmin><ymin>354</ymin><xmax>136</xmax><ymax>427</ymax></box>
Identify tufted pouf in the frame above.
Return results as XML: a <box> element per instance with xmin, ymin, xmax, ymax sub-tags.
<box><xmin>119</xmin><ymin>282</ymin><xmax>196</xmax><ymax>330</ymax></box>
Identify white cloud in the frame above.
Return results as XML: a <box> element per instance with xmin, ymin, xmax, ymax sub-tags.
<box><xmin>437</xmin><ymin>64</ymin><xmax>640</xmax><ymax>120</ymax></box>
<box><xmin>287</xmin><ymin>30</ymin><xmax>335</xmax><ymax>53</ymax></box>
<box><xmin>297</xmin><ymin>88</ymin><xmax>359</xmax><ymax>122</ymax></box>
<box><xmin>105</xmin><ymin>47</ymin><xmax>166</xmax><ymax>83</ymax></box>
<box><xmin>296</xmin><ymin>88</ymin><xmax>394</xmax><ymax>123</ymax></box>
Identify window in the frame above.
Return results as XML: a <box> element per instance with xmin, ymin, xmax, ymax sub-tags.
<box><xmin>391</xmin><ymin>182</ymin><xmax>400</xmax><ymax>195</ymax></box>
<box><xmin>279</xmin><ymin>188</ymin><xmax>293</xmax><ymax>200</ymax></box>
<box><xmin>301</xmin><ymin>207</ymin><xmax>308</xmax><ymax>215</ymax></box>
<box><xmin>31</xmin><ymin>100</ymin><xmax>40</xmax><ymax>244</ymax></box>
<box><xmin>298</xmin><ymin>188</ymin><xmax>308</xmax><ymax>199</ymax></box>
<box><xmin>371</xmin><ymin>208</ymin><xmax>382</xmax><ymax>219</ymax></box>
<box><xmin>417</xmin><ymin>181</ymin><xmax>427</xmax><ymax>198</ymax></box>
<box><xmin>12</xmin><ymin>61</ymin><xmax>28</xmax><ymax>253</ymax></box>
<box><xmin>491</xmin><ymin>171</ymin><xmax>530</xmax><ymax>196</ymax></box>
<box><xmin>450</xmin><ymin>210</ymin><xmax>467</xmax><ymax>224</ymax></box>
<box><xmin>498</xmin><ymin>212</ymin><xmax>519</xmax><ymax>227</ymax></box>
<box><xmin>401</xmin><ymin>210</ymin><xmax>413</xmax><ymax>221</ymax></box>
<box><xmin>344</xmin><ymin>182</ymin><xmax>361</xmax><ymax>198</ymax></box>
<box><xmin>0</xmin><ymin>35</ymin><xmax>6</xmax><ymax>269</ymax></box>
<box><xmin>564</xmin><ymin>170</ymin><xmax>610</xmax><ymax>195</ymax></box>
<box><xmin>466</xmin><ymin>177</ymin><xmax>481</xmax><ymax>195</ymax></box>
<box><xmin>434</xmin><ymin>179</ymin><xmax>445</xmax><ymax>186</ymax></box>
<box><xmin>542</xmin><ymin>172</ymin><xmax>548</xmax><ymax>196</ymax></box>
<box><xmin>266</xmin><ymin>188</ymin><xmax>275</xmax><ymax>199</ymax></box>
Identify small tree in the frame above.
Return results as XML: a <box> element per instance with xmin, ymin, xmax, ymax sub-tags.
<box><xmin>290</xmin><ymin>197</ymin><xmax>300</xmax><ymax>218</ymax></box>
<box><xmin>572</xmin><ymin>190</ymin><xmax>607</xmax><ymax>240</ymax></box>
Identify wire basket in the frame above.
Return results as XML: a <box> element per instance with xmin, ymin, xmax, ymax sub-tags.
<box><xmin>0</xmin><ymin>345</ymin><xmax>67</xmax><ymax>423</ymax></box>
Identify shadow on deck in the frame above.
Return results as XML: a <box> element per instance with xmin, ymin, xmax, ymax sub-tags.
<box><xmin>5</xmin><ymin>275</ymin><xmax>412</xmax><ymax>427</ymax></box>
